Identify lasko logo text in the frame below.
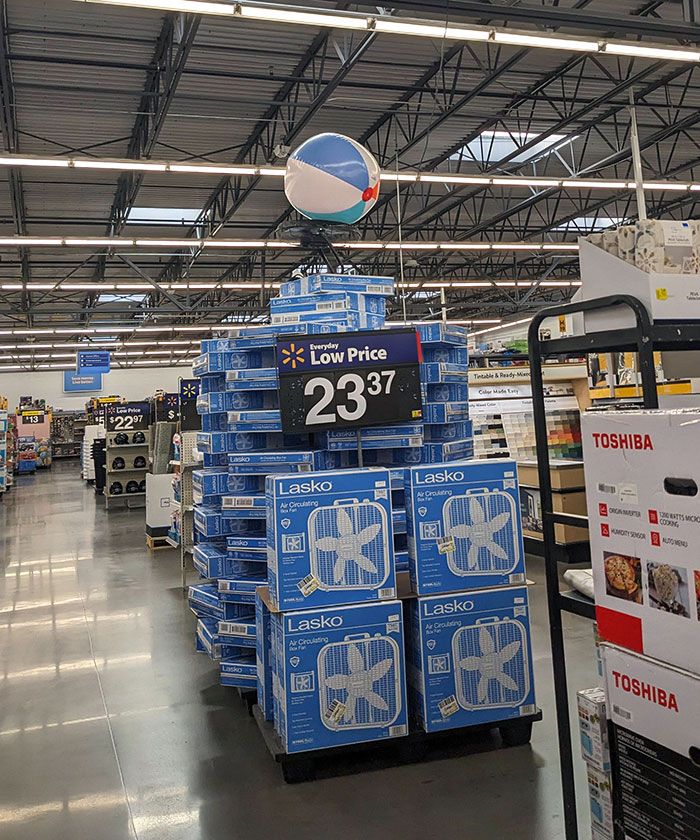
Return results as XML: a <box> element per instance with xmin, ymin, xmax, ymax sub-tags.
<box><xmin>423</xmin><ymin>598</ymin><xmax>475</xmax><ymax>616</ymax></box>
<box><xmin>287</xmin><ymin>614</ymin><xmax>343</xmax><ymax>632</ymax></box>
<box><xmin>415</xmin><ymin>469</ymin><xmax>465</xmax><ymax>485</ymax></box>
<box><xmin>591</xmin><ymin>432</ymin><xmax>653</xmax><ymax>450</ymax></box>
<box><xmin>611</xmin><ymin>670</ymin><xmax>678</xmax><ymax>712</ymax></box>
<box><xmin>280</xmin><ymin>479</ymin><xmax>333</xmax><ymax>495</ymax></box>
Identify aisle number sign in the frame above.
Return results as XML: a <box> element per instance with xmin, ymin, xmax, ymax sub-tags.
<box><xmin>277</xmin><ymin>328</ymin><xmax>422</xmax><ymax>433</ymax></box>
<box><xmin>105</xmin><ymin>402</ymin><xmax>149</xmax><ymax>432</ymax></box>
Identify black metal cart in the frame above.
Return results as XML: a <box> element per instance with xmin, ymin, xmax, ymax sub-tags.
<box><xmin>526</xmin><ymin>293</ymin><xmax>674</xmax><ymax>840</ymax></box>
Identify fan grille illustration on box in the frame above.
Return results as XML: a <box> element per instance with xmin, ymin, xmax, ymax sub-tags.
<box><xmin>442</xmin><ymin>489</ymin><xmax>518</xmax><ymax>577</ymax></box>
<box><xmin>451</xmin><ymin>619</ymin><xmax>530</xmax><ymax>711</ymax></box>
<box><xmin>317</xmin><ymin>634</ymin><xmax>402</xmax><ymax>730</ymax></box>
<box><xmin>308</xmin><ymin>500</ymin><xmax>390</xmax><ymax>591</ymax></box>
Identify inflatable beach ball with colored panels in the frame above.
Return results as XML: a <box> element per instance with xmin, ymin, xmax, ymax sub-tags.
<box><xmin>284</xmin><ymin>133</ymin><xmax>380</xmax><ymax>224</ymax></box>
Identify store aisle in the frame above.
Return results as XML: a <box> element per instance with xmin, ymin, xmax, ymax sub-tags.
<box><xmin>0</xmin><ymin>463</ymin><xmax>597</xmax><ymax>840</ymax></box>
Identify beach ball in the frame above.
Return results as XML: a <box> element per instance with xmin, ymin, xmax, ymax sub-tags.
<box><xmin>284</xmin><ymin>133</ymin><xmax>380</xmax><ymax>224</ymax></box>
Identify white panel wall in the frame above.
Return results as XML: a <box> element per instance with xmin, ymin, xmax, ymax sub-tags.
<box><xmin>0</xmin><ymin>365</ymin><xmax>193</xmax><ymax>411</ymax></box>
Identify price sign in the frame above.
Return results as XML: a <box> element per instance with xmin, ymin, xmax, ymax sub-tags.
<box><xmin>20</xmin><ymin>410</ymin><xmax>44</xmax><ymax>425</ymax></box>
<box><xmin>277</xmin><ymin>328</ymin><xmax>422</xmax><ymax>433</ymax></box>
<box><xmin>155</xmin><ymin>393</ymin><xmax>179</xmax><ymax>422</ymax></box>
<box><xmin>179</xmin><ymin>380</ymin><xmax>200</xmax><ymax>431</ymax></box>
<box><xmin>105</xmin><ymin>402</ymin><xmax>149</xmax><ymax>432</ymax></box>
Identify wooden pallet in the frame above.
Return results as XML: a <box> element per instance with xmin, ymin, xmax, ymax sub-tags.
<box><xmin>253</xmin><ymin>704</ymin><xmax>542</xmax><ymax>784</ymax></box>
<box><xmin>146</xmin><ymin>534</ymin><xmax>173</xmax><ymax>550</ymax></box>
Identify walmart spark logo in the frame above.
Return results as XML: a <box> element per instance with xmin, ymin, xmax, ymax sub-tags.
<box><xmin>181</xmin><ymin>382</ymin><xmax>198</xmax><ymax>398</ymax></box>
<box><xmin>281</xmin><ymin>343</ymin><xmax>305</xmax><ymax>369</ymax></box>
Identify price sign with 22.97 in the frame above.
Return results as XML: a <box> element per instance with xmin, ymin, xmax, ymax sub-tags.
<box><xmin>276</xmin><ymin>328</ymin><xmax>423</xmax><ymax>433</ymax></box>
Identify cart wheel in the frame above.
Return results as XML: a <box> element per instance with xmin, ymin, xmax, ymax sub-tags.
<box><xmin>282</xmin><ymin>758</ymin><xmax>315</xmax><ymax>784</ymax></box>
<box><xmin>499</xmin><ymin>720</ymin><xmax>533</xmax><ymax>747</ymax></box>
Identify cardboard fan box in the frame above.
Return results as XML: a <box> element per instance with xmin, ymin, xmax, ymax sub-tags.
<box><xmin>581</xmin><ymin>409</ymin><xmax>700</xmax><ymax>674</ymax></box>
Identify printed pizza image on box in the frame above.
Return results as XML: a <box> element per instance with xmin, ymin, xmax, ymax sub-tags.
<box><xmin>581</xmin><ymin>410</ymin><xmax>700</xmax><ymax>674</ymax></box>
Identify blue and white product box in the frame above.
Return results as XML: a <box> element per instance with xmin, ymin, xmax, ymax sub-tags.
<box><xmin>202</xmin><ymin>453</ymin><xmax>227</xmax><ymax>468</ymax></box>
<box><xmin>420</xmin><ymin>439</ymin><xmax>474</xmax><ymax>463</ymax></box>
<box><xmin>419</xmin><ymin>363</ymin><xmax>469</xmax><ymax>383</ymax></box>
<box><xmin>197</xmin><ymin>618</ymin><xmax>249</xmax><ymax>661</ymax></box>
<box><xmin>227</xmin><ymin>410</ymin><xmax>283</xmax><ymax>432</ymax></box>
<box><xmin>192</xmin><ymin>348</ymin><xmax>274</xmax><ymax>375</ymax></box>
<box><xmin>196</xmin><ymin>431</ymin><xmax>232</xmax><ymax>454</ymax></box>
<box><xmin>270</xmin><ymin>292</ymin><xmax>386</xmax><ymax>316</ymax></box>
<box><xmin>266</xmin><ymin>468</ymin><xmax>397</xmax><ymax>610</ymax></box>
<box><xmin>212</xmin><ymin>390</ymin><xmax>279</xmax><ymax>411</ymax></box>
<box><xmin>423</xmin><ymin>402</ymin><xmax>470</xmax><ymax>424</ymax></box>
<box><xmin>276</xmin><ymin>600</ymin><xmax>408</xmax><ymax>753</ymax></box>
<box><xmin>422</xmin><ymin>346</ymin><xmax>468</xmax><ymax>365</ymax></box>
<box><xmin>194</xmin><ymin>505</ymin><xmax>232</xmax><ymax>538</ymax></box>
<box><xmin>226</xmin><ymin>367</ymin><xmax>278</xmax><ymax>383</ymax></box>
<box><xmin>197</xmin><ymin>391</ymin><xmax>239</xmax><ymax>413</ymax></box>
<box><xmin>424</xmin><ymin>420</ymin><xmax>472</xmax><ymax>442</ymax></box>
<box><xmin>226</xmin><ymin>535</ymin><xmax>267</xmax><ymax>556</ymax></box>
<box><xmin>225</xmin><ymin>322</ymin><xmax>343</xmax><ymax>350</ymax></box>
<box><xmin>361</xmin><ymin>449</ymin><xmax>424</xmax><ymax>467</ymax></box>
<box><xmin>218</xmin><ymin>575</ymin><xmax>265</xmax><ymax>604</ymax></box>
<box><xmin>226</xmin><ymin>474</ymin><xmax>265</xmax><ymax>495</ymax></box>
<box><xmin>200</xmin><ymin>338</ymin><xmax>235</xmax><ymax>352</ymax></box>
<box><xmin>256</xmin><ymin>594</ymin><xmax>274</xmax><ymax>720</ymax></box>
<box><xmin>188</xmin><ymin>584</ymin><xmax>224</xmax><ymax>620</ymax></box>
<box><xmin>424</xmin><ymin>383</ymin><xmax>468</xmax><ymax>403</ymax></box>
<box><xmin>201</xmin><ymin>412</ymin><xmax>227</xmax><ymax>432</ymax></box>
<box><xmin>406</xmin><ymin>585</ymin><xmax>536</xmax><ymax>732</ymax></box>
<box><xmin>218</xmin><ymin>616</ymin><xmax>257</xmax><ymax>648</ymax></box>
<box><xmin>193</xmin><ymin>543</ymin><xmax>230</xmax><ymax>579</ymax></box>
<box><xmin>395</xmin><ymin>550</ymin><xmax>409</xmax><ymax>572</ymax></box>
<box><xmin>222</xmin><ymin>493</ymin><xmax>266</xmax><ymax>510</ymax></box>
<box><xmin>228</xmin><ymin>432</ymin><xmax>310</xmax><ymax>453</ymax></box>
<box><xmin>318</xmin><ymin>425</ymin><xmax>423</xmax><ymax>441</ymax></box>
<box><xmin>270</xmin><ymin>310</ymin><xmax>385</xmax><ymax>330</ymax></box>
<box><xmin>228</xmin><ymin>450</ymin><xmax>329</xmax><ymax>474</ymax></box>
<box><xmin>279</xmin><ymin>274</ymin><xmax>394</xmax><ymax>297</ymax></box>
<box><xmin>317</xmin><ymin>433</ymin><xmax>424</xmax><ymax>452</ymax></box>
<box><xmin>405</xmin><ymin>458</ymin><xmax>526</xmax><ymax>594</ymax></box>
<box><xmin>414</xmin><ymin>322</ymin><xmax>468</xmax><ymax>344</ymax></box>
<box><xmin>199</xmin><ymin>373</ymin><xmax>226</xmax><ymax>394</ymax></box>
<box><xmin>220</xmin><ymin>653</ymin><xmax>257</xmax><ymax>688</ymax></box>
<box><xmin>193</xmin><ymin>468</ymin><xmax>230</xmax><ymax>497</ymax></box>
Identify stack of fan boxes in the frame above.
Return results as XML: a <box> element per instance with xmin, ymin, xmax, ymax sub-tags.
<box><xmin>404</xmin><ymin>458</ymin><xmax>537</xmax><ymax>733</ymax></box>
<box><xmin>266</xmin><ymin>467</ymin><xmax>409</xmax><ymax>753</ymax></box>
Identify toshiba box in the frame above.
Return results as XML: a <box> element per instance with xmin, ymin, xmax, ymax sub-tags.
<box><xmin>603</xmin><ymin>643</ymin><xmax>700</xmax><ymax>840</ymax></box>
<box><xmin>581</xmin><ymin>410</ymin><xmax>700</xmax><ymax>674</ymax></box>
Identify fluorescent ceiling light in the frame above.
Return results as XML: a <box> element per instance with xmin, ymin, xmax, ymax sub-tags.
<box><xmin>492</xmin><ymin>31</ymin><xmax>598</xmax><ymax>52</ymax></box>
<box><xmin>421</xmin><ymin>174</ymin><xmax>490</xmax><ymax>185</ymax></box>
<box><xmin>202</xmin><ymin>239</ymin><xmax>265</xmax><ymax>248</ymax></box>
<box><xmin>239</xmin><ymin>4</ymin><xmax>365</xmax><ymax>28</ymax></box>
<box><xmin>134</xmin><ymin>239</ymin><xmax>201</xmax><ymax>247</ymax></box>
<box><xmin>373</xmin><ymin>19</ymin><xmax>489</xmax><ymax>41</ymax></box>
<box><xmin>562</xmin><ymin>180</ymin><xmax>628</xmax><ymax>189</ymax></box>
<box><xmin>86</xmin><ymin>0</ymin><xmax>234</xmax><ymax>14</ymax></box>
<box><xmin>169</xmin><ymin>164</ymin><xmax>256</xmax><ymax>175</ymax></box>
<box><xmin>73</xmin><ymin>159</ymin><xmax>167</xmax><ymax>172</ymax></box>
<box><xmin>440</xmin><ymin>243</ymin><xmax>491</xmax><ymax>250</ymax></box>
<box><xmin>0</xmin><ymin>156</ymin><xmax>69</xmax><ymax>167</ymax></box>
<box><xmin>64</xmin><ymin>239</ymin><xmax>134</xmax><ymax>247</ymax></box>
<box><xmin>257</xmin><ymin>168</ymin><xmax>285</xmax><ymax>177</ymax></box>
<box><xmin>492</xmin><ymin>242</ymin><xmax>541</xmax><ymax>250</ymax></box>
<box><xmin>492</xmin><ymin>177</ymin><xmax>560</xmax><ymax>187</ymax></box>
<box><xmin>385</xmin><ymin>243</ymin><xmax>437</xmax><ymax>250</ymax></box>
<box><xmin>0</xmin><ymin>238</ymin><xmax>63</xmax><ymax>245</ymax></box>
<box><xmin>127</xmin><ymin>207</ymin><xmax>202</xmax><ymax>225</ymax></box>
<box><xmin>642</xmin><ymin>181</ymin><xmax>689</xmax><ymax>191</ymax></box>
<box><xmin>604</xmin><ymin>42</ymin><xmax>700</xmax><ymax>62</ymax></box>
<box><xmin>381</xmin><ymin>172</ymin><xmax>419</xmax><ymax>182</ymax></box>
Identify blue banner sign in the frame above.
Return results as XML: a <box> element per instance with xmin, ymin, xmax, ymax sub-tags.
<box><xmin>277</xmin><ymin>328</ymin><xmax>423</xmax><ymax>433</ymax></box>
<box><xmin>77</xmin><ymin>351</ymin><xmax>111</xmax><ymax>373</ymax></box>
<box><xmin>64</xmin><ymin>371</ymin><xmax>103</xmax><ymax>392</ymax></box>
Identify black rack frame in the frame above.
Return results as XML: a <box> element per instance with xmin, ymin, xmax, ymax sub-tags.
<box><xmin>527</xmin><ymin>294</ymin><xmax>667</xmax><ymax>840</ymax></box>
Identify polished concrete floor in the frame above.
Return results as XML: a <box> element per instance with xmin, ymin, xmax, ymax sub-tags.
<box><xmin>0</xmin><ymin>462</ymin><xmax>598</xmax><ymax>840</ymax></box>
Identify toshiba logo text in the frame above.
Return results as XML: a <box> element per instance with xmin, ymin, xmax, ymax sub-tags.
<box><xmin>612</xmin><ymin>670</ymin><xmax>678</xmax><ymax>712</ymax></box>
<box><xmin>591</xmin><ymin>432</ymin><xmax>653</xmax><ymax>451</ymax></box>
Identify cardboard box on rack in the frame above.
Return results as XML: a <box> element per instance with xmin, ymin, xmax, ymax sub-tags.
<box><xmin>581</xmin><ymin>409</ymin><xmax>700</xmax><ymax>674</ymax></box>
<box><xmin>586</xmin><ymin>765</ymin><xmax>613</xmax><ymax>839</ymax></box>
<box><xmin>405</xmin><ymin>585</ymin><xmax>536</xmax><ymax>732</ymax></box>
<box><xmin>576</xmin><ymin>687</ymin><xmax>611</xmax><ymax>773</ymax></box>
<box><xmin>519</xmin><ymin>486</ymin><xmax>589</xmax><ymax>544</ymax></box>
<box><xmin>405</xmin><ymin>459</ymin><xmax>526</xmax><ymax>595</ymax></box>
<box><xmin>274</xmin><ymin>599</ymin><xmax>408</xmax><ymax>753</ymax></box>
<box><xmin>603</xmin><ymin>643</ymin><xmax>700</xmax><ymax>840</ymax></box>
<box><xmin>516</xmin><ymin>459</ymin><xmax>585</xmax><ymax>491</ymax></box>
<box><xmin>266</xmin><ymin>467</ymin><xmax>396</xmax><ymax>610</ymax></box>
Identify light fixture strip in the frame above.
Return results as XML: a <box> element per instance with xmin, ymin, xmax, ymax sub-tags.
<box><xmin>75</xmin><ymin>0</ymin><xmax>700</xmax><ymax>63</ymax></box>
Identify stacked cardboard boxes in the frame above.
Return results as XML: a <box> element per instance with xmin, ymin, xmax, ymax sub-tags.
<box><xmin>581</xmin><ymin>409</ymin><xmax>700</xmax><ymax>840</ymax></box>
<box><xmin>404</xmin><ymin>458</ymin><xmax>537</xmax><ymax>733</ymax></box>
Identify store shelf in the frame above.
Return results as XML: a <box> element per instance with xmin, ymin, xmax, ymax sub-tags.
<box><xmin>107</xmin><ymin>468</ymin><xmax>148</xmax><ymax>474</ymax></box>
<box><xmin>105</xmin><ymin>492</ymin><xmax>146</xmax><ymax>499</ymax></box>
<box><xmin>558</xmin><ymin>590</ymin><xmax>596</xmax><ymax>620</ymax></box>
<box><xmin>109</xmin><ymin>442</ymin><xmax>148</xmax><ymax>449</ymax></box>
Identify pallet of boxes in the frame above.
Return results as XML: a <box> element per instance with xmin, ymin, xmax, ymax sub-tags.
<box><xmin>580</xmin><ymin>409</ymin><xmax>700</xmax><ymax>840</ymax></box>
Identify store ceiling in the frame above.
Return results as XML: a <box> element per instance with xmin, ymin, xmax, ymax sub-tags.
<box><xmin>1</xmin><ymin>0</ymin><xmax>700</xmax><ymax>367</ymax></box>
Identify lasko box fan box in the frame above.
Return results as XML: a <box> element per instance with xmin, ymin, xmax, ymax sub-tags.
<box><xmin>274</xmin><ymin>600</ymin><xmax>408</xmax><ymax>753</ymax></box>
<box><xmin>406</xmin><ymin>585</ymin><xmax>536</xmax><ymax>732</ymax></box>
<box><xmin>405</xmin><ymin>459</ymin><xmax>526</xmax><ymax>595</ymax></box>
<box><xmin>581</xmin><ymin>409</ymin><xmax>700</xmax><ymax>674</ymax></box>
<box><xmin>603</xmin><ymin>643</ymin><xmax>700</xmax><ymax>840</ymax></box>
<box><xmin>266</xmin><ymin>468</ymin><xmax>396</xmax><ymax>610</ymax></box>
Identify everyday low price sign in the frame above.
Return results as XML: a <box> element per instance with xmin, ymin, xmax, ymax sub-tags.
<box><xmin>105</xmin><ymin>402</ymin><xmax>149</xmax><ymax>432</ymax></box>
<box><xmin>277</xmin><ymin>328</ymin><xmax>422</xmax><ymax>433</ymax></box>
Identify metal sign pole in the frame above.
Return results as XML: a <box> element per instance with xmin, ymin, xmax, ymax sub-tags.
<box><xmin>356</xmin><ymin>430</ymin><xmax>364</xmax><ymax>468</ymax></box>
<box><xmin>628</xmin><ymin>89</ymin><xmax>647</xmax><ymax>221</ymax></box>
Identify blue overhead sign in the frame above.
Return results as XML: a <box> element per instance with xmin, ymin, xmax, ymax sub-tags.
<box><xmin>64</xmin><ymin>371</ymin><xmax>103</xmax><ymax>393</ymax></box>
<box><xmin>78</xmin><ymin>351</ymin><xmax>111</xmax><ymax>373</ymax></box>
